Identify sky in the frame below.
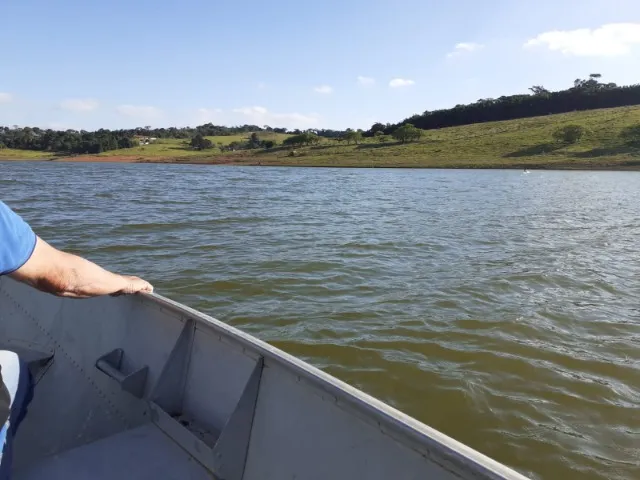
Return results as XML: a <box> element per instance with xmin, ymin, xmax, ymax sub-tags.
<box><xmin>1</xmin><ymin>0</ymin><xmax>640</xmax><ymax>131</ymax></box>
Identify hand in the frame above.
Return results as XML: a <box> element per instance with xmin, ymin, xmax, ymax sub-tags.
<box><xmin>111</xmin><ymin>275</ymin><xmax>154</xmax><ymax>296</ymax></box>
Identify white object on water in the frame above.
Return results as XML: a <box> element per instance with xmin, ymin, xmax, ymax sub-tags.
<box><xmin>0</xmin><ymin>277</ymin><xmax>528</xmax><ymax>480</ymax></box>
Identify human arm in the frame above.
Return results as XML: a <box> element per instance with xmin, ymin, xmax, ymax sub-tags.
<box><xmin>9</xmin><ymin>236</ymin><xmax>153</xmax><ymax>298</ymax></box>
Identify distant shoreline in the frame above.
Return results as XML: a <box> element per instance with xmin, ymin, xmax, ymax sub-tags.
<box><xmin>3</xmin><ymin>154</ymin><xmax>640</xmax><ymax>171</ymax></box>
<box><xmin>2</xmin><ymin>104</ymin><xmax>640</xmax><ymax>170</ymax></box>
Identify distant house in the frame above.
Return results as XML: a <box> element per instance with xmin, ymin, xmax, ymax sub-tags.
<box><xmin>133</xmin><ymin>135</ymin><xmax>157</xmax><ymax>145</ymax></box>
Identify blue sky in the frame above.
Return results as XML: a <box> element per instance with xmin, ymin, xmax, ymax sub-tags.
<box><xmin>1</xmin><ymin>0</ymin><xmax>640</xmax><ymax>131</ymax></box>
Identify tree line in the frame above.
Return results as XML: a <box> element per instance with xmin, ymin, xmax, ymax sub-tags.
<box><xmin>0</xmin><ymin>123</ymin><xmax>349</xmax><ymax>155</ymax></box>
<box><xmin>0</xmin><ymin>127</ymin><xmax>138</xmax><ymax>154</ymax></box>
<box><xmin>371</xmin><ymin>74</ymin><xmax>640</xmax><ymax>136</ymax></box>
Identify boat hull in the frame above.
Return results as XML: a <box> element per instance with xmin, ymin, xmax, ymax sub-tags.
<box><xmin>0</xmin><ymin>277</ymin><xmax>527</xmax><ymax>479</ymax></box>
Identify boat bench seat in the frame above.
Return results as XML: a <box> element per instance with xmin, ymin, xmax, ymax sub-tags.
<box><xmin>14</xmin><ymin>424</ymin><xmax>212</xmax><ymax>480</ymax></box>
<box><xmin>0</xmin><ymin>345</ymin><xmax>54</xmax><ymax>385</ymax></box>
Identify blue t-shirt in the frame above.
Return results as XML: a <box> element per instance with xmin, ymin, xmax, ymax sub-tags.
<box><xmin>0</xmin><ymin>201</ymin><xmax>37</xmax><ymax>275</ymax></box>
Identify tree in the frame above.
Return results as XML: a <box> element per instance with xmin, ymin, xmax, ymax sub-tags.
<box><xmin>343</xmin><ymin>129</ymin><xmax>362</xmax><ymax>144</ymax></box>
<box><xmin>118</xmin><ymin>137</ymin><xmax>138</xmax><ymax>149</ymax></box>
<box><xmin>227</xmin><ymin>141</ymin><xmax>244</xmax><ymax>150</ymax></box>
<box><xmin>190</xmin><ymin>134</ymin><xmax>214</xmax><ymax>150</ymax></box>
<box><xmin>374</xmin><ymin>131</ymin><xmax>389</xmax><ymax>143</ymax></box>
<box><xmin>367</xmin><ymin>122</ymin><xmax>386</xmax><ymax>137</ymax></box>
<box><xmin>263</xmin><ymin>140</ymin><xmax>275</xmax><ymax>149</ymax></box>
<box><xmin>392</xmin><ymin>124</ymin><xmax>423</xmax><ymax>143</ymax></box>
<box><xmin>529</xmin><ymin>85</ymin><xmax>550</xmax><ymax>96</ymax></box>
<box><xmin>249</xmin><ymin>132</ymin><xmax>262</xmax><ymax>149</ymax></box>
<box><xmin>284</xmin><ymin>131</ymin><xmax>320</xmax><ymax>146</ymax></box>
<box><xmin>573</xmin><ymin>74</ymin><xmax>604</xmax><ymax>92</ymax></box>
<box><xmin>552</xmin><ymin>125</ymin><xmax>585</xmax><ymax>144</ymax></box>
<box><xmin>302</xmin><ymin>131</ymin><xmax>320</xmax><ymax>145</ymax></box>
<box><xmin>620</xmin><ymin>124</ymin><xmax>640</xmax><ymax>145</ymax></box>
<box><xmin>283</xmin><ymin>135</ymin><xmax>305</xmax><ymax>147</ymax></box>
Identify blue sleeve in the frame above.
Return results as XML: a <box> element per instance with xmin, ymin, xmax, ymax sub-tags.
<box><xmin>0</xmin><ymin>201</ymin><xmax>37</xmax><ymax>275</ymax></box>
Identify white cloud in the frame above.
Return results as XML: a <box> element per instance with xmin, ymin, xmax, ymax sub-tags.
<box><xmin>198</xmin><ymin>107</ymin><xmax>223</xmax><ymax>114</ymax></box>
<box><xmin>0</xmin><ymin>93</ymin><xmax>13</xmax><ymax>104</ymax></box>
<box><xmin>232</xmin><ymin>106</ymin><xmax>319</xmax><ymax>129</ymax></box>
<box><xmin>257</xmin><ymin>82</ymin><xmax>267</xmax><ymax>90</ymax></box>
<box><xmin>116</xmin><ymin>104</ymin><xmax>164</xmax><ymax>120</ymax></box>
<box><xmin>525</xmin><ymin>23</ymin><xmax>640</xmax><ymax>57</ymax></box>
<box><xmin>314</xmin><ymin>85</ymin><xmax>334</xmax><ymax>94</ymax></box>
<box><xmin>234</xmin><ymin>106</ymin><xmax>268</xmax><ymax>116</ymax></box>
<box><xmin>447</xmin><ymin>42</ymin><xmax>484</xmax><ymax>58</ymax></box>
<box><xmin>357</xmin><ymin>76</ymin><xmax>375</xmax><ymax>86</ymax></box>
<box><xmin>196</xmin><ymin>107</ymin><xmax>223</xmax><ymax>123</ymax></box>
<box><xmin>389</xmin><ymin>78</ymin><xmax>415</xmax><ymax>88</ymax></box>
<box><xmin>59</xmin><ymin>98</ymin><xmax>99</xmax><ymax>112</ymax></box>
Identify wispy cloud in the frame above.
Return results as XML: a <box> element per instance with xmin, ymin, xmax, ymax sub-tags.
<box><xmin>232</xmin><ymin>106</ymin><xmax>319</xmax><ymax>129</ymax></box>
<box><xmin>257</xmin><ymin>82</ymin><xmax>267</xmax><ymax>90</ymax></box>
<box><xmin>115</xmin><ymin>104</ymin><xmax>164</xmax><ymax>120</ymax></box>
<box><xmin>525</xmin><ymin>23</ymin><xmax>640</xmax><ymax>57</ymax></box>
<box><xmin>314</xmin><ymin>85</ymin><xmax>334</xmax><ymax>94</ymax></box>
<box><xmin>196</xmin><ymin>107</ymin><xmax>223</xmax><ymax>123</ymax></box>
<box><xmin>389</xmin><ymin>78</ymin><xmax>415</xmax><ymax>88</ymax></box>
<box><xmin>0</xmin><ymin>93</ymin><xmax>13</xmax><ymax>104</ymax></box>
<box><xmin>59</xmin><ymin>98</ymin><xmax>99</xmax><ymax>112</ymax></box>
<box><xmin>233</xmin><ymin>106</ymin><xmax>268</xmax><ymax>116</ymax></box>
<box><xmin>357</xmin><ymin>76</ymin><xmax>375</xmax><ymax>86</ymax></box>
<box><xmin>447</xmin><ymin>42</ymin><xmax>484</xmax><ymax>58</ymax></box>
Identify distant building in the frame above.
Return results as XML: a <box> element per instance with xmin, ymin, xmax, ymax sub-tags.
<box><xmin>133</xmin><ymin>135</ymin><xmax>157</xmax><ymax>145</ymax></box>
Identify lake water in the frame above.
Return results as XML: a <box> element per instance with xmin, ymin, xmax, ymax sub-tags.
<box><xmin>2</xmin><ymin>161</ymin><xmax>639</xmax><ymax>479</ymax></box>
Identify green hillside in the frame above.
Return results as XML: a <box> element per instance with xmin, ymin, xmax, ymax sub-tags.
<box><xmin>2</xmin><ymin>106</ymin><xmax>640</xmax><ymax>168</ymax></box>
<box><xmin>248</xmin><ymin>105</ymin><xmax>640</xmax><ymax>169</ymax></box>
<box><xmin>91</xmin><ymin>133</ymin><xmax>290</xmax><ymax>159</ymax></box>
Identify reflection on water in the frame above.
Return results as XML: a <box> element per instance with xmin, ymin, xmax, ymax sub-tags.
<box><xmin>2</xmin><ymin>162</ymin><xmax>640</xmax><ymax>479</ymax></box>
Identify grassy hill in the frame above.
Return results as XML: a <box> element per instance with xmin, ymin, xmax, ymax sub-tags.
<box><xmin>94</xmin><ymin>132</ymin><xmax>291</xmax><ymax>159</ymax></box>
<box><xmin>249</xmin><ymin>105</ymin><xmax>640</xmax><ymax>169</ymax></box>
<box><xmin>2</xmin><ymin>106</ymin><xmax>640</xmax><ymax>168</ymax></box>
